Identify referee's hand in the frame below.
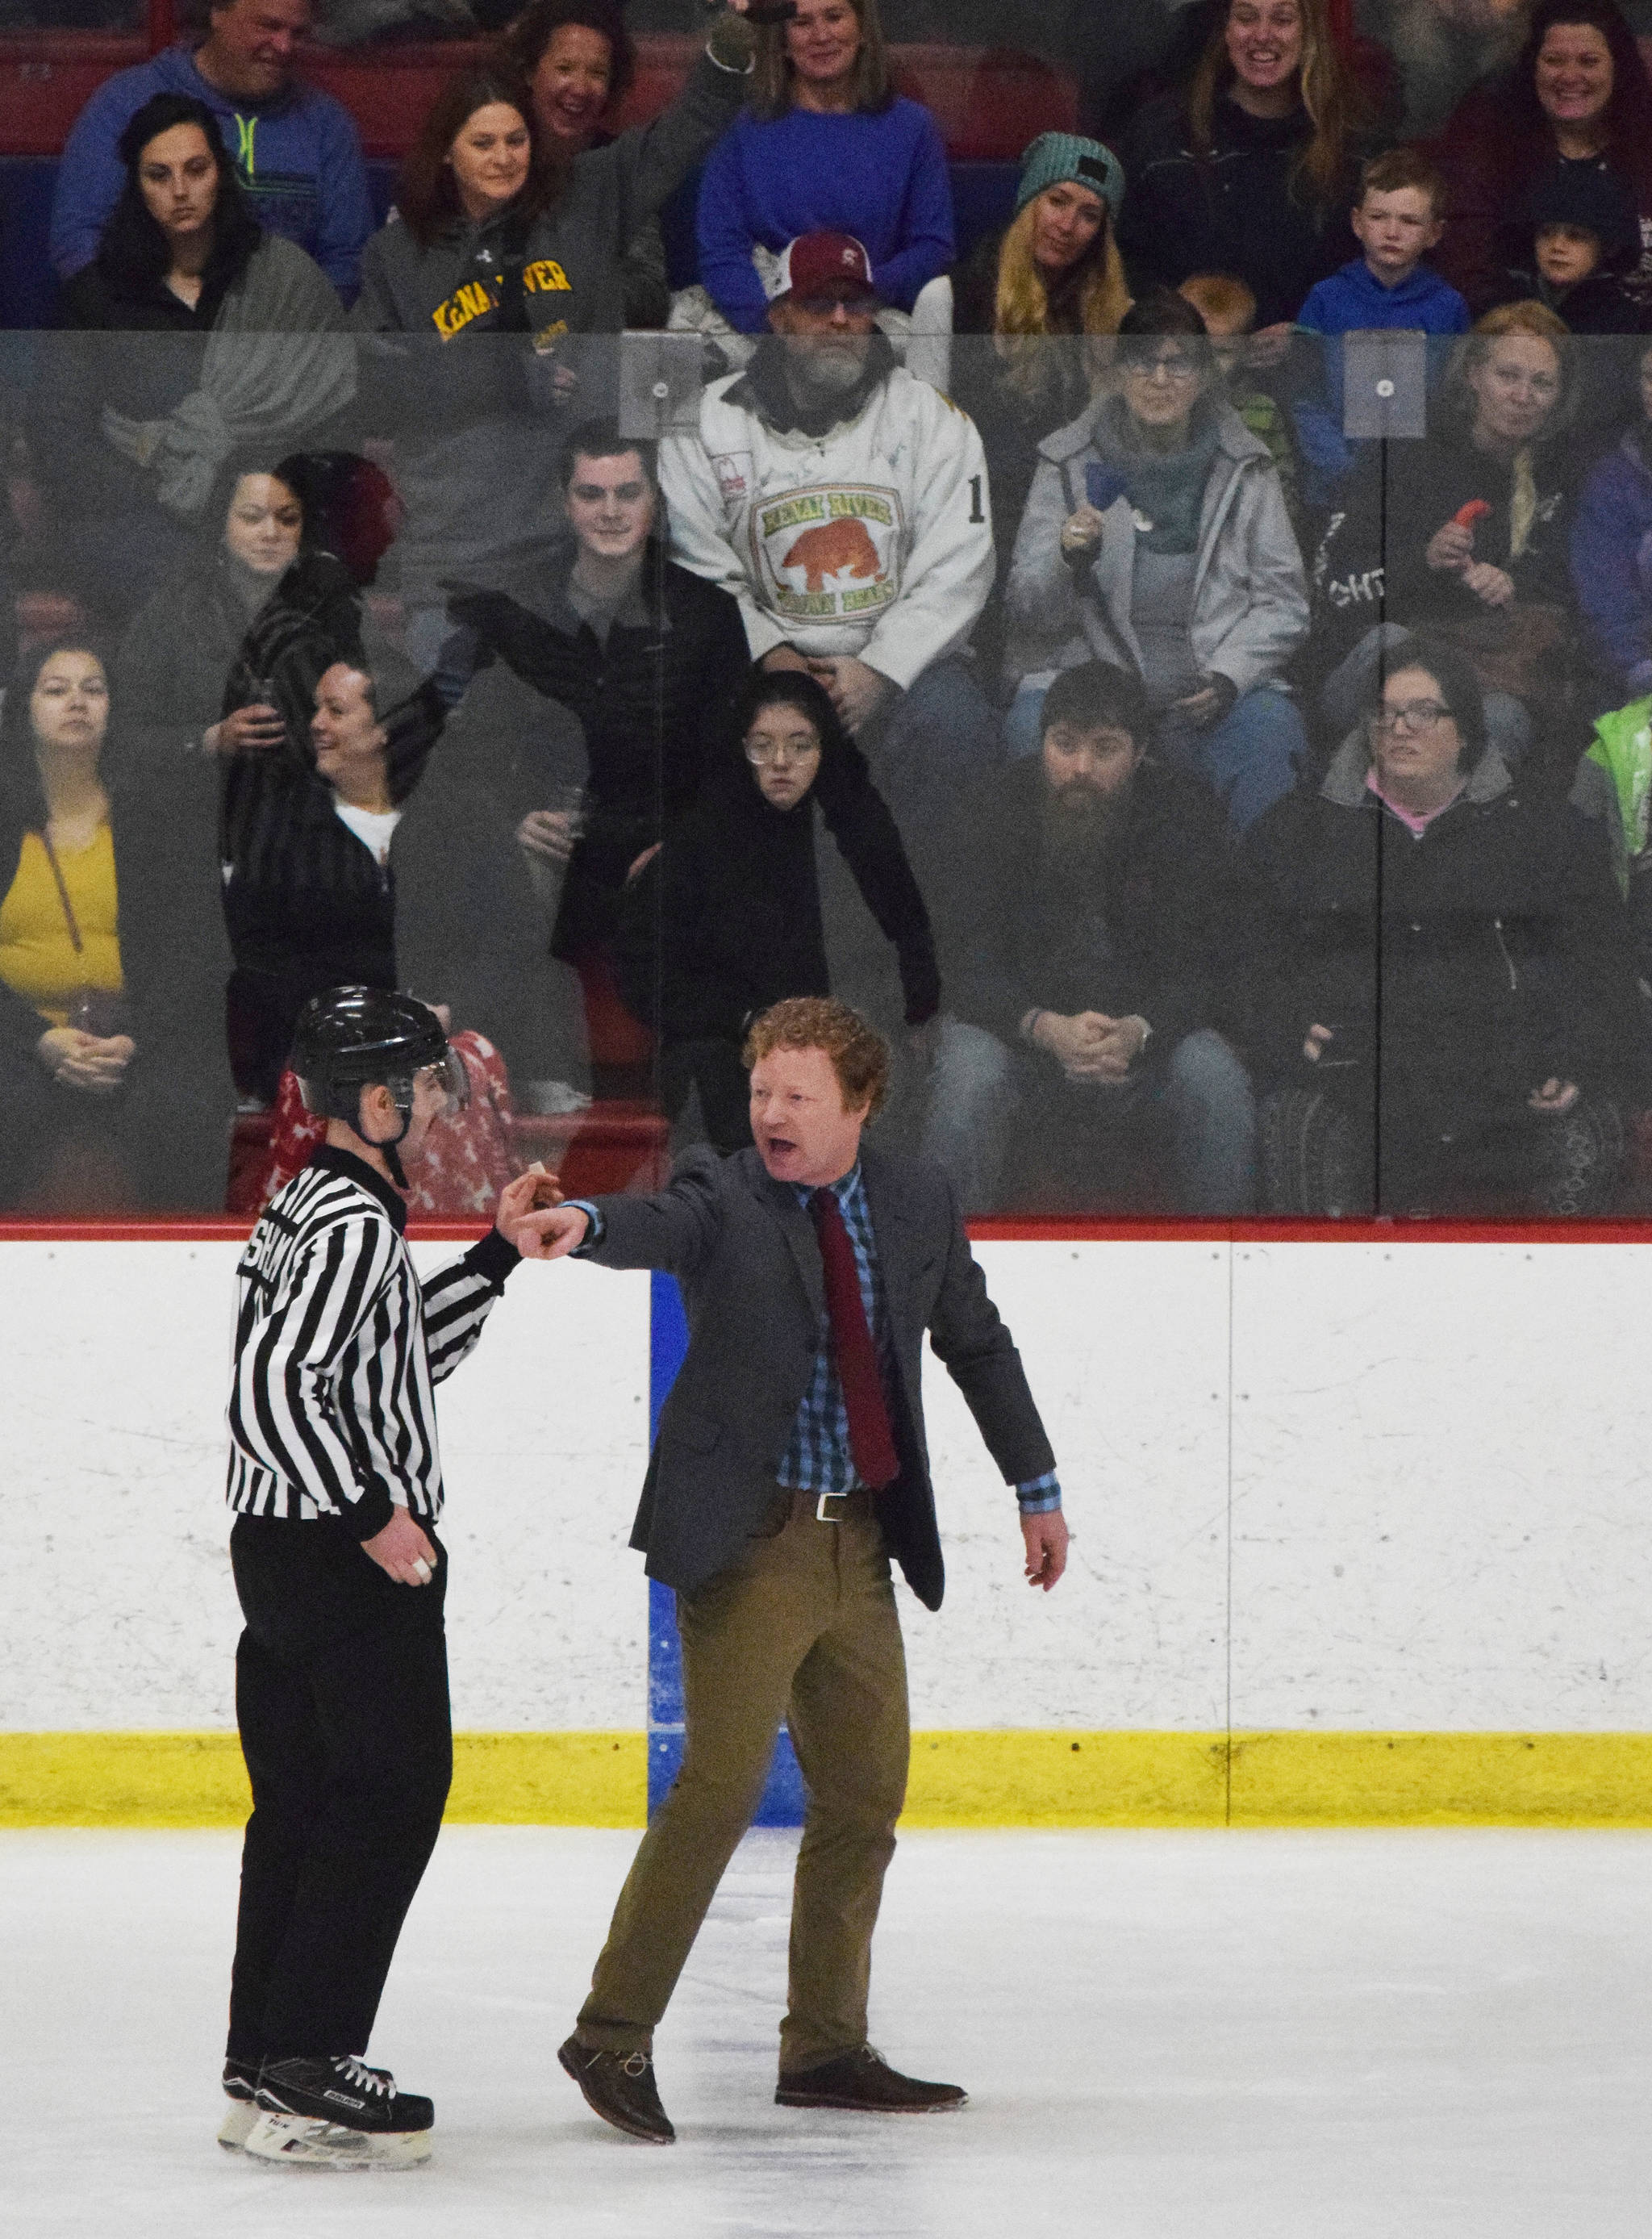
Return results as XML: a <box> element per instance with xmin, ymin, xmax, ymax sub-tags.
<box><xmin>362</xmin><ymin>1507</ymin><xmax>438</xmax><ymax>1587</ymax></box>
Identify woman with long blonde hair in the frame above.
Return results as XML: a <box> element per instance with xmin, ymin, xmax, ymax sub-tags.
<box><xmin>1311</xmin><ymin>299</ymin><xmax>1581</xmax><ymax>760</ymax></box>
<box><xmin>1118</xmin><ymin>0</ymin><xmax>1371</xmax><ymax>338</ymax></box>
<box><xmin>953</xmin><ymin>133</ymin><xmax>1132</xmax><ymax>671</ymax></box>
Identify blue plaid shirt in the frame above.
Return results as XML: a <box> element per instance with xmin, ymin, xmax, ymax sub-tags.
<box><xmin>775</xmin><ymin>1164</ymin><xmax>1062</xmax><ymax>1514</ymax></box>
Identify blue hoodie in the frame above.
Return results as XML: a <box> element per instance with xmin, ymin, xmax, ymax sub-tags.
<box><xmin>49</xmin><ymin>44</ymin><xmax>373</xmax><ymax>305</ymax></box>
<box><xmin>1292</xmin><ymin>256</ymin><xmax>1471</xmax><ymax>497</ymax></box>
<box><xmin>1571</xmin><ymin>430</ymin><xmax>1652</xmax><ymax>700</ymax></box>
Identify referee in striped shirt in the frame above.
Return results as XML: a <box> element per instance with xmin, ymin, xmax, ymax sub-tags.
<box><xmin>219</xmin><ymin>986</ymin><xmax>549</xmax><ymax>2169</ymax></box>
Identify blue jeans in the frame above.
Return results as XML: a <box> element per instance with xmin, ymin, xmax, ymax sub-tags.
<box><xmin>866</xmin><ymin>655</ymin><xmax>1002</xmax><ymax>861</ymax></box>
<box><xmin>920</xmin><ymin>1016</ymin><xmax>1258</xmax><ymax>1214</ymax></box>
<box><xmin>1007</xmin><ymin>678</ymin><xmax>1304</xmax><ymax>833</ymax></box>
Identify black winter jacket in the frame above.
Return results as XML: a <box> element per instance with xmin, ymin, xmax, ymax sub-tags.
<box><xmin>1116</xmin><ymin>91</ymin><xmax>1362</xmax><ymax>329</ymax></box>
<box><xmin>0</xmin><ymin>765</ymin><xmax>235</xmax><ymax>1204</ymax></box>
<box><xmin>617</xmin><ymin>724</ymin><xmax>939</xmax><ymax>1045</ymax></box>
<box><xmin>221</xmin><ymin>729</ymin><xmax>542</xmax><ymax>1098</ymax></box>
<box><xmin>1239</xmin><ymin>735</ymin><xmax>1643</xmax><ymax>1113</ymax></box>
<box><xmin>942</xmin><ymin>753</ymin><xmax>1240</xmax><ymax>1057</ymax></box>
<box><xmin>448</xmin><ymin>549</ymin><xmax>752</xmax><ymax>959</ymax></box>
<box><xmin>1309</xmin><ymin>424</ymin><xmax>1578</xmax><ymax>679</ymax></box>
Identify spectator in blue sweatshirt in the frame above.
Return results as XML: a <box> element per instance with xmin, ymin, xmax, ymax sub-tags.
<box><xmin>695</xmin><ymin>0</ymin><xmax>953</xmax><ymax>339</ymax></box>
<box><xmin>49</xmin><ymin>0</ymin><xmax>373</xmax><ymax>306</ymax></box>
<box><xmin>1571</xmin><ymin>337</ymin><xmax>1652</xmax><ymax>703</ymax></box>
<box><xmin>1293</xmin><ymin>146</ymin><xmax>1471</xmax><ymax>496</ymax></box>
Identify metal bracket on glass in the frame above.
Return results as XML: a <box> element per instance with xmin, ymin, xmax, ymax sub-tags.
<box><xmin>618</xmin><ymin>332</ymin><xmax>707</xmax><ymax>444</ymax></box>
<box><xmin>1342</xmin><ymin>329</ymin><xmax>1428</xmax><ymax>441</ymax></box>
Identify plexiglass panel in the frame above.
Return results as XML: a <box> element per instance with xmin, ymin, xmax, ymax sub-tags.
<box><xmin>1</xmin><ymin>323</ymin><xmax>1646</xmax><ymax>1219</ymax></box>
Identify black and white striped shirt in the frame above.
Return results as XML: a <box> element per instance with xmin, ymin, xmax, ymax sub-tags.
<box><xmin>226</xmin><ymin>1147</ymin><xmax>518</xmax><ymax>1538</ymax></box>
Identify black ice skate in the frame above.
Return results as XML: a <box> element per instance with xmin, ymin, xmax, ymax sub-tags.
<box><xmin>216</xmin><ymin>2058</ymin><xmax>261</xmax><ymax>2152</ymax></box>
<box><xmin>243</xmin><ymin>2054</ymin><xmax>435</xmax><ymax>2170</ymax></box>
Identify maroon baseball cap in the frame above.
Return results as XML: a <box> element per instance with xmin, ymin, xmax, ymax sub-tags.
<box><xmin>766</xmin><ymin>232</ymin><xmax>877</xmax><ymax>305</ymax></box>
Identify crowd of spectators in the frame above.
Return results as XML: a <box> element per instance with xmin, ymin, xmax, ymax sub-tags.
<box><xmin>10</xmin><ymin>0</ymin><xmax>1652</xmax><ymax>1218</ymax></box>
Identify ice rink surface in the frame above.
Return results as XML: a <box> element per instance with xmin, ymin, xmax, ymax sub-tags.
<box><xmin>6</xmin><ymin>1824</ymin><xmax>1650</xmax><ymax>2238</ymax></box>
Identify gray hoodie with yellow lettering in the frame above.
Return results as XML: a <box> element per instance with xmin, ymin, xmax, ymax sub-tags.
<box><xmin>352</xmin><ymin>44</ymin><xmax>749</xmax><ymax>598</ymax></box>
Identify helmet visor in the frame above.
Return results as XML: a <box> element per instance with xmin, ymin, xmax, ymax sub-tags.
<box><xmin>414</xmin><ymin>1048</ymin><xmax>470</xmax><ymax>1117</ymax></box>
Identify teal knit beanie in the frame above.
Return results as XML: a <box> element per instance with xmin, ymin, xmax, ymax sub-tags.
<box><xmin>1014</xmin><ymin>132</ymin><xmax>1124</xmax><ymax>223</ymax></box>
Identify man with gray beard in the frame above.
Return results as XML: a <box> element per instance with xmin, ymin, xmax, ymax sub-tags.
<box><xmin>659</xmin><ymin>230</ymin><xmax>997</xmax><ymax>877</ymax></box>
<box><xmin>920</xmin><ymin>660</ymin><xmax>1257</xmax><ymax>1214</ymax></box>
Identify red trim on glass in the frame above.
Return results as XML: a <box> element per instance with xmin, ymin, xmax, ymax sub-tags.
<box><xmin>5</xmin><ymin>1215</ymin><xmax>1652</xmax><ymax>1247</ymax></box>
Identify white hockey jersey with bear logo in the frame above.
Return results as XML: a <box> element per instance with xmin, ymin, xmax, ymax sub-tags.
<box><xmin>659</xmin><ymin>361</ymin><xmax>994</xmax><ymax>691</ymax></box>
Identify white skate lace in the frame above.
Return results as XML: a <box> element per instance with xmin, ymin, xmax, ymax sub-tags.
<box><xmin>619</xmin><ymin>2053</ymin><xmax>653</xmax><ymax>2078</ymax></box>
<box><xmin>332</xmin><ymin>2056</ymin><xmax>394</xmax><ymax>2098</ymax></box>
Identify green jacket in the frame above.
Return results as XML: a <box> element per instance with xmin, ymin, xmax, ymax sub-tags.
<box><xmin>1585</xmin><ymin>696</ymin><xmax>1652</xmax><ymax>895</ymax></box>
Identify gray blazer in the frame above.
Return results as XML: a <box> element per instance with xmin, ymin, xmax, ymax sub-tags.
<box><xmin>585</xmin><ymin>1143</ymin><xmax>1055</xmax><ymax>1610</ymax></box>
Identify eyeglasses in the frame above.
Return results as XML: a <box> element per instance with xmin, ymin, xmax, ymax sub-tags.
<box><xmin>1370</xmin><ymin>701</ymin><xmax>1455</xmax><ymax>736</ymax></box>
<box><xmin>1124</xmin><ymin>352</ymin><xmax>1201</xmax><ymax>382</ymax></box>
<box><xmin>745</xmin><ymin>737</ymin><xmax>823</xmax><ymax>767</ymax></box>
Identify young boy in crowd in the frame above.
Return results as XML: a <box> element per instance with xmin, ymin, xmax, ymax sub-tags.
<box><xmin>1291</xmin><ymin>147</ymin><xmax>1471</xmax><ymax>499</ymax></box>
<box><xmin>1493</xmin><ymin>169</ymin><xmax>1646</xmax><ymax>335</ymax></box>
<box><xmin>1178</xmin><ymin>272</ymin><xmax>1305</xmax><ymax>538</ymax></box>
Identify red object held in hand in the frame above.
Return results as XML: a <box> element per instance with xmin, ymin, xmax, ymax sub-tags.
<box><xmin>1452</xmin><ymin>499</ymin><xmax>1492</xmax><ymax>531</ymax></box>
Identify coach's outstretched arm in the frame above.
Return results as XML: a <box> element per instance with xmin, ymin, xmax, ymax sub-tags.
<box><xmin>515</xmin><ymin>1148</ymin><xmax>726</xmax><ymax>1272</ymax></box>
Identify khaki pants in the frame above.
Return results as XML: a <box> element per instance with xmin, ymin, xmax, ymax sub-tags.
<box><xmin>577</xmin><ymin>1488</ymin><xmax>910</xmax><ymax>2073</ymax></box>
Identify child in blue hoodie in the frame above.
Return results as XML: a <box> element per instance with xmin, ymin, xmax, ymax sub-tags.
<box><xmin>1293</xmin><ymin>147</ymin><xmax>1471</xmax><ymax>500</ymax></box>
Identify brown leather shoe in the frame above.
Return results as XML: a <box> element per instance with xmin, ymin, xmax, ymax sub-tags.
<box><xmin>775</xmin><ymin>2045</ymin><xmax>967</xmax><ymax>2113</ymax></box>
<box><xmin>557</xmin><ymin>2035</ymin><xmax>674</xmax><ymax>2144</ymax></box>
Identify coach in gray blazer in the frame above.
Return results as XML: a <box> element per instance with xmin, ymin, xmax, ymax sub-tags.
<box><xmin>521</xmin><ymin>996</ymin><xmax>1066</xmax><ymax>2145</ymax></box>
<box><xmin>611</xmin><ymin>1126</ymin><xmax>1053</xmax><ymax>1617</ymax></box>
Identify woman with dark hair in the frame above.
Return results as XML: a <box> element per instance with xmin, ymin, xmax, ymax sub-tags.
<box><xmin>953</xmin><ymin>132</ymin><xmax>1132</xmax><ymax>636</ymax></box>
<box><xmin>1116</xmin><ymin>0</ymin><xmax>1372</xmax><ymax>334</ymax></box>
<box><xmin>115</xmin><ymin>460</ymin><xmax>307</xmax><ymax>767</ymax></box>
<box><xmin>42</xmin><ymin>93</ymin><xmax>353</xmax><ymax>619</ymax></box>
<box><xmin>694</xmin><ymin>0</ymin><xmax>953</xmax><ymax>339</ymax></box>
<box><xmin>354</xmin><ymin>6</ymin><xmax>753</xmax><ymax>620</ymax></box>
<box><xmin>112</xmin><ymin>453</ymin><xmax>373</xmax><ymax>955</ymax></box>
<box><xmin>1244</xmin><ymin>634</ymin><xmax>1642</xmax><ymax>1213</ymax></box>
<box><xmin>1007</xmin><ymin>288</ymin><xmax>1311</xmax><ymax>833</ymax></box>
<box><xmin>0</xmin><ymin>636</ymin><xmax>232</xmax><ymax>1209</ymax></box>
<box><xmin>222</xmin><ymin>652</ymin><xmax>539</xmax><ymax>1101</ymax></box>
<box><xmin>497</xmin><ymin>0</ymin><xmax>668</xmax><ymax>328</ymax></box>
<box><xmin>1434</xmin><ymin>0</ymin><xmax>1652</xmax><ymax>314</ymax></box>
<box><xmin>617</xmin><ymin>668</ymin><xmax>938</xmax><ymax>1152</ymax></box>
<box><xmin>358</xmin><ymin>2</ymin><xmax>754</xmax><ymax>340</ymax></box>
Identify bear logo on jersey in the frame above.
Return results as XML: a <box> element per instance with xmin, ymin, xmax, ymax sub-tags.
<box><xmin>780</xmin><ymin>517</ymin><xmax>882</xmax><ymax>594</ymax></box>
<box><xmin>754</xmin><ymin>484</ymin><xmax>902</xmax><ymax>620</ymax></box>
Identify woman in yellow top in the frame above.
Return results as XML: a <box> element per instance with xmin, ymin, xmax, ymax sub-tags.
<box><xmin>0</xmin><ymin>635</ymin><xmax>232</xmax><ymax>1209</ymax></box>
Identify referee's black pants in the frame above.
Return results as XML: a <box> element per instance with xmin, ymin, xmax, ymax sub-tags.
<box><xmin>227</xmin><ymin>1514</ymin><xmax>453</xmax><ymax>2066</ymax></box>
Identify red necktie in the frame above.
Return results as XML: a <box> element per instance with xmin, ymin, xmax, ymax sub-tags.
<box><xmin>811</xmin><ymin>1187</ymin><xmax>899</xmax><ymax>1489</ymax></box>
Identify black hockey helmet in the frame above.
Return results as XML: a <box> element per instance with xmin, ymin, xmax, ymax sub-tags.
<box><xmin>291</xmin><ymin>986</ymin><xmax>468</xmax><ymax>1138</ymax></box>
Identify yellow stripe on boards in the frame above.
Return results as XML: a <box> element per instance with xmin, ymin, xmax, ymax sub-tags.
<box><xmin>903</xmin><ymin>1731</ymin><xmax>1229</xmax><ymax>1827</ymax></box>
<box><xmin>1225</xmin><ymin>1730</ymin><xmax>1652</xmax><ymax>1827</ymax></box>
<box><xmin>446</xmin><ymin>1733</ymin><xmax>644</xmax><ymax>1826</ymax></box>
<box><xmin>0</xmin><ymin>1732</ymin><xmax>647</xmax><ymax>1830</ymax></box>
<box><xmin>5</xmin><ymin>1731</ymin><xmax>1652</xmax><ymax>1829</ymax></box>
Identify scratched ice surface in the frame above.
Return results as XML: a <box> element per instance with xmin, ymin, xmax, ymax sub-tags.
<box><xmin>6</xmin><ymin>1825</ymin><xmax>1648</xmax><ymax>2237</ymax></box>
